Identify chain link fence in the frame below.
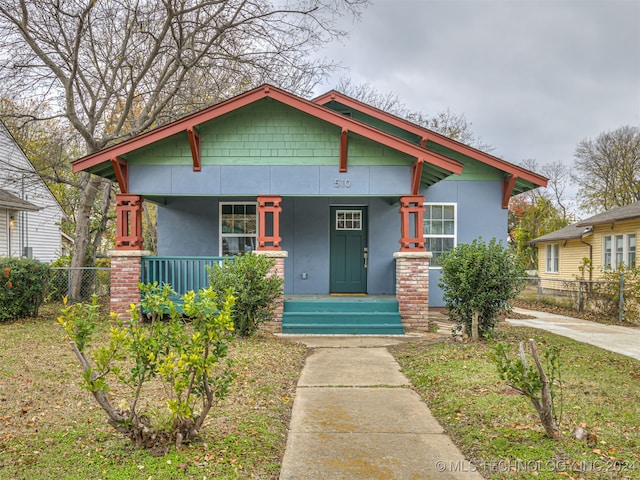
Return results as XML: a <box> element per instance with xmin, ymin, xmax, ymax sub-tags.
<box><xmin>518</xmin><ymin>276</ymin><xmax>636</xmax><ymax>323</ymax></box>
<box><xmin>46</xmin><ymin>267</ymin><xmax>111</xmax><ymax>303</ymax></box>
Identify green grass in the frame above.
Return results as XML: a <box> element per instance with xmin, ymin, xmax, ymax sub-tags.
<box><xmin>0</xmin><ymin>304</ymin><xmax>306</xmax><ymax>479</ymax></box>
<box><xmin>390</xmin><ymin>326</ymin><xmax>640</xmax><ymax>479</ymax></box>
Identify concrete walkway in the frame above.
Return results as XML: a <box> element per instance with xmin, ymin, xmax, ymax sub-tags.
<box><xmin>507</xmin><ymin>308</ymin><xmax>640</xmax><ymax>361</ymax></box>
<box><xmin>279</xmin><ymin>336</ymin><xmax>483</xmax><ymax>480</ymax></box>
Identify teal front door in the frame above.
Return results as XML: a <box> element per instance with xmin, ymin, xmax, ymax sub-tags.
<box><xmin>330</xmin><ymin>206</ymin><xmax>368</xmax><ymax>293</ymax></box>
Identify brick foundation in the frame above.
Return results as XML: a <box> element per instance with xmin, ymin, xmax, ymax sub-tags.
<box><xmin>108</xmin><ymin>250</ymin><xmax>151</xmax><ymax>319</ymax></box>
<box><xmin>253</xmin><ymin>250</ymin><xmax>288</xmax><ymax>333</ymax></box>
<box><xmin>393</xmin><ymin>251</ymin><xmax>432</xmax><ymax>333</ymax></box>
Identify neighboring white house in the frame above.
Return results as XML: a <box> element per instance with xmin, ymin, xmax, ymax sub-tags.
<box><xmin>0</xmin><ymin>121</ymin><xmax>64</xmax><ymax>262</ymax></box>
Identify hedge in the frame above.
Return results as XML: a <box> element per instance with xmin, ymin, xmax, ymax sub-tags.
<box><xmin>0</xmin><ymin>257</ymin><xmax>50</xmax><ymax>321</ymax></box>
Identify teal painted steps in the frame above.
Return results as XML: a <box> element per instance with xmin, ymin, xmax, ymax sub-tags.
<box><xmin>282</xmin><ymin>297</ymin><xmax>404</xmax><ymax>335</ymax></box>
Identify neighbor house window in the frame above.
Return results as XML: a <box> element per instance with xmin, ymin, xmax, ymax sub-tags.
<box><xmin>602</xmin><ymin>234</ymin><xmax>636</xmax><ymax>270</ymax></box>
<box><xmin>545</xmin><ymin>244</ymin><xmax>559</xmax><ymax>273</ymax></box>
<box><xmin>219</xmin><ymin>203</ymin><xmax>257</xmax><ymax>256</ymax></box>
<box><xmin>423</xmin><ymin>203</ymin><xmax>456</xmax><ymax>267</ymax></box>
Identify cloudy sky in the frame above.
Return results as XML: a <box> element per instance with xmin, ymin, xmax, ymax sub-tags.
<box><xmin>313</xmin><ymin>0</ymin><xmax>640</xmax><ymax>204</ymax></box>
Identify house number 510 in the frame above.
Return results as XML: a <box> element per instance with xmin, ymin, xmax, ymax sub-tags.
<box><xmin>334</xmin><ymin>179</ymin><xmax>351</xmax><ymax>188</ymax></box>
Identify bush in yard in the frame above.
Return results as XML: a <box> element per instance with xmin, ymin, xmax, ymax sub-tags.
<box><xmin>594</xmin><ymin>266</ymin><xmax>640</xmax><ymax>325</ymax></box>
<box><xmin>0</xmin><ymin>257</ymin><xmax>50</xmax><ymax>321</ymax></box>
<box><xmin>439</xmin><ymin>238</ymin><xmax>525</xmax><ymax>340</ymax></box>
<box><xmin>58</xmin><ymin>283</ymin><xmax>236</xmax><ymax>451</ymax></box>
<box><xmin>207</xmin><ymin>253</ymin><xmax>283</xmax><ymax>337</ymax></box>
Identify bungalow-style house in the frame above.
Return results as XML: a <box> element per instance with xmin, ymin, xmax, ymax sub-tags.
<box><xmin>0</xmin><ymin>121</ymin><xmax>64</xmax><ymax>263</ymax></box>
<box><xmin>531</xmin><ymin>201</ymin><xmax>639</xmax><ymax>281</ymax></box>
<box><xmin>72</xmin><ymin>85</ymin><xmax>546</xmax><ymax>334</ymax></box>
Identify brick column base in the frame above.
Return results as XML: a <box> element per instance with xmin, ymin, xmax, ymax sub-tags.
<box><xmin>393</xmin><ymin>251</ymin><xmax>432</xmax><ymax>333</ymax></box>
<box><xmin>108</xmin><ymin>250</ymin><xmax>151</xmax><ymax>319</ymax></box>
<box><xmin>253</xmin><ymin>250</ymin><xmax>288</xmax><ymax>333</ymax></box>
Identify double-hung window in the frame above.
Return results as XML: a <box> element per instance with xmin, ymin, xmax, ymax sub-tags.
<box><xmin>602</xmin><ymin>234</ymin><xmax>636</xmax><ymax>270</ymax></box>
<box><xmin>423</xmin><ymin>203</ymin><xmax>456</xmax><ymax>267</ymax></box>
<box><xmin>545</xmin><ymin>244</ymin><xmax>559</xmax><ymax>273</ymax></box>
<box><xmin>219</xmin><ymin>203</ymin><xmax>257</xmax><ymax>256</ymax></box>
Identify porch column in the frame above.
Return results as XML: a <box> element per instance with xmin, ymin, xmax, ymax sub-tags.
<box><xmin>111</xmin><ymin>194</ymin><xmax>147</xmax><ymax>319</ymax></box>
<box><xmin>115</xmin><ymin>194</ymin><xmax>144</xmax><ymax>250</ymax></box>
<box><xmin>109</xmin><ymin>249</ymin><xmax>152</xmax><ymax>319</ymax></box>
<box><xmin>257</xmin><ymin>195</ymin><xmax>282</xmax><ymax>251</ymax></box>
<box><xmin>394</xmin><ymin>251</ymin><xmax>432</xmax><ymax>332</ymax></box>
<box><xmin>395</xmin><ymin>195</ymin><xmax>432</xmax><ymax>331</ymax></box>
<box><xmin>253</xmin><ymin>250</ymin><xmax>288</xmax><ymax>333</ymax></box>
<box><xmin>398</xmin><ymin>195</ymin><xmax>426</xmax><ymax>251</ymax></box>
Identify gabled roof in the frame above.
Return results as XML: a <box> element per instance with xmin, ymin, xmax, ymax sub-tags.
<box><xmin>72</xmin><ymin>84</ymin><xmax>464</xmax><ymax>184</ymax></box>
<box><xmin>530</xmin><ymin>200</ymin><xmax>640</xmax><ymax>244</ymax></box>
<box><xmin>0</xmin><ymin>188</ymin><xmax>40</xmax><ymax>211</ymax></box>
<box><xmin>529</xmin><ymin>223</ymin><xmax>584</xmax><ymax>244</ymax></box>
<box><xmin>313</xmin><ymin>90</ymin><xmax>548</xmax><ymax>198</ymax></box>
<box><xmin>575</xmin><ymin>200</ymin><xmax>640</xmax><ymax>227</ymax></box>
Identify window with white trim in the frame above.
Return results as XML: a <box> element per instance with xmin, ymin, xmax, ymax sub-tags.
<box><xmin>545</xmin><ymin>244</ymin><xmax>559</xmax><ymax>273</ymax></box>
<box><xmin>219</xmin><ymin>202</ymin><xmax>257</xmax><ymax>256</ymax></box>
<box><xmin>423</xmin><ymin>203</ymin><xmax>456</xmax><ymax>267</ymax></box>
<box><xmin>603</xmin><ymin>234</ymin><xmax>636</xmax><ymax>270</ymax></box>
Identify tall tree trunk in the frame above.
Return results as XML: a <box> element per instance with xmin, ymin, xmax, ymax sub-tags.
<box><xmin>91</xmin><ymin>180</ymin><xmax>113</xmax><ymax>257</ymax></box>
<box><xmin>70</xmin><ymin>173</ymin><xmax>102</xmax><ymax>299</ymax></box>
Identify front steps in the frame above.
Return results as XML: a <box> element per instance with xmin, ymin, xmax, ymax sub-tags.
<box><xmin>282</xmin><ymin>297</ymin><xmax>404</xmax><ymax>335</ymax></box>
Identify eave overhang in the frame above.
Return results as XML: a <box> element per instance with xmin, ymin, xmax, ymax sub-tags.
<box><xmin>72</xmin><ymin>85</ymin><xmax>464</xmax><ymax>183</ymax></box>
<box><xmin>313</xmin><ymin>90</ymin><xmax>549</xmax><ymax>196</ymax></box>
<box><xmin>0</xmin><ymin>189</ymin><xmax>40</xmax><ymax>211</ymax></box>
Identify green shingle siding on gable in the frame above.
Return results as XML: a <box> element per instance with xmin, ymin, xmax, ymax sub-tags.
<box><xmin>125</xmin><ymin>99</ymin><xmax>415</xmax><ymax>168</ymax></box>
<box><xmin>322</xmin><ymin>100</ymin><xmax>504</xmax><ymax>182</ymax></box>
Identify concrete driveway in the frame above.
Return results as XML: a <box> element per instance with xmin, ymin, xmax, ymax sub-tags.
<box><xmin>507</xmin><ymin>308</ymin><xmax>640</xmax><ymax>361</ymax></box>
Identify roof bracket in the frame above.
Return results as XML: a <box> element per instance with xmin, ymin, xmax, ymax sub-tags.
<box><xmin>502</xmin><ymin>175</ymin><xmax>518</xmax><ymax>208</ymax></box>
<box><xmin>340</xmin><ymin>128</ymin><xmax>348</xmax><ymax>172</ymax></box>
<box><xmin>110</xmin><ymin>156</ymin><xmax>129</xmax><ymax>193</ymax></box>
<box><xmin>411</xmin><ymin>159</ymin><xmax>424</xmax><ymax>195</ymax></box>
<box><xmin>187</xmin><ymin>126</ymin><xmax>201</xmax><ymax>172</ymax></box>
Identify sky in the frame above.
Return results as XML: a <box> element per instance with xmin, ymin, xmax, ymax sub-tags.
<box><xmin>313</xmin><ymin>0</ymin><xmax>640</xmax><ymax>206</ymax></box>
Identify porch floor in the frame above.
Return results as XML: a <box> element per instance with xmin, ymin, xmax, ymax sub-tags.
<box><xmin>282</xmin><ymin>295</ymin><xmax>404</xmax><ymax>335</ymax></box>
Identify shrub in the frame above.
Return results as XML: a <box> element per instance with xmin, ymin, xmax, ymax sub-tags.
<box><xmin>595</xmin><ymin>266</ymin><xmax>640</xmax><ymax>325</ymax></box>
<box><xmin>490</xmin><ymin>339</ymin><xmax>563</xmax><ymax>439</ymax></box>
<box><xmin>207</xmin><ymin>254</ymin><xmax>283</xmax><ymax>337</ymax></box>
<box><xmin>58</xmin><ymin>284</ymin><xmax>236</xmax><ymax>451</ymax></box>
<box><xmin>0</xmin><ymin>257</ymin><xmax>50</xmax><ymax>321</ymax></box>
<box><xmin>439</xmin><ymin>238</ymin><xmax>525</xmax><ymax>339</ymax></box>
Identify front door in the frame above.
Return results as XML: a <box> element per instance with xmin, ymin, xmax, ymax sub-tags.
<box><xmin>330</xmin><ymin>206</ymin><xmax>368</xmax><ymax>293</ymax></box>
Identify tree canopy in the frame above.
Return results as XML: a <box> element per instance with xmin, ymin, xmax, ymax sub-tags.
<box><xmin>0</xmin><ymin>0</ymin><xmax>368</xmax><ymax>295</ymax></box>
<box><xmin>573</xmin><ymin>125</ymin><xmax>640</xmax><ymax>214</ymax></box>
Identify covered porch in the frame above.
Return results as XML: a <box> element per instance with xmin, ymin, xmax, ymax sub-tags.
<box><xmin>113</xmin><ymin>193</ymin><xmax>433</xmax><ymax>334</ymax></box>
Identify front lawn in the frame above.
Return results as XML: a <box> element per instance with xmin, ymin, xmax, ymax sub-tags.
<box><xmin>0</xmin><ymin>304</ymin><xmax>306</xmax><ymax>480</ymax></box>
<box><xmin>390</xmin><ymin>325</ymin><xmax>640</xmax><ymax>479</ymax></box>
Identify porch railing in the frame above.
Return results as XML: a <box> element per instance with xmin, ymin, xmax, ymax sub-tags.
<box><xmin>141</xmin><ymin>256</ymin><xmax>229</xmax><ymax>296</ymax></box>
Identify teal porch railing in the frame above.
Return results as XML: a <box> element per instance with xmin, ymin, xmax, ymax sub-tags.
<box><xmin>141</xmin><ymin>256</ymin><xmax>229</xmax><ymax>296</ymax></box>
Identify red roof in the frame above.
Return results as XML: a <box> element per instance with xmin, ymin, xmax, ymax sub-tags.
<box><xmin>313</xmin><ymin>90</ymin><xmax>548</xmax><ymax>190</ymax></box>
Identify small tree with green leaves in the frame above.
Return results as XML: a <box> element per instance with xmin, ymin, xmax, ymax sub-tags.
<box><xmin>439</xmin><ymin>238</ymin><xmax>525</xmax><ymax>340</ymax></box>
<box><xmin>58</xmin><ymin>283</ymin><xmax>235</xmax><ymax>451</ymax></box>
<box><xmin>490</xmin><ymin>339</ymin><xmax>563</xmax><ymax>439</ymax></box>
<box><xmin>207</xmin><ymin>254</ymin><xmax>283</xmax><ymax>337</ymax></box>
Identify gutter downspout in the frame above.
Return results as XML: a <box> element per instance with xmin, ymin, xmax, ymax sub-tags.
<box><xmin>579</xmin><ymin>236</ymin><xmax>593</xmax><ymax>281</ymax></box>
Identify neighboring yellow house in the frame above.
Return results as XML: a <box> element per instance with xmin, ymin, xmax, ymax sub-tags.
<box><xmin>530</xmin><ymin>201</ymin><xmax>639</xmax><ymax>282</ymax></box>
